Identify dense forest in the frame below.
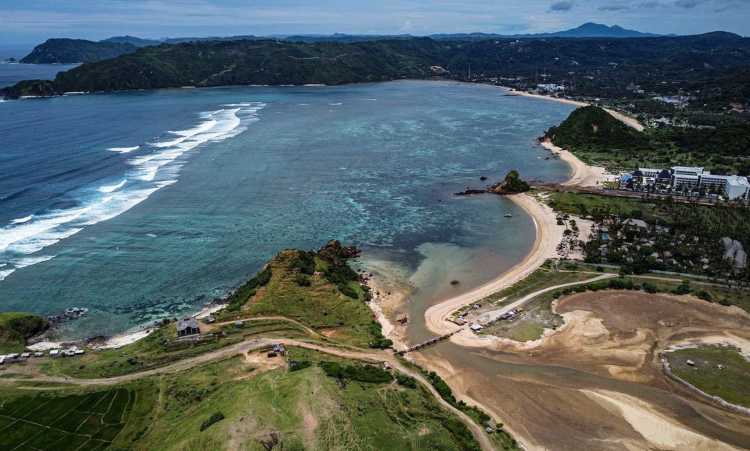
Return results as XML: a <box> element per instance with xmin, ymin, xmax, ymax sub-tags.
<box><xmin>20</xmin><ymin>39</ymin><xmax>138</xmax><ymax>64</ymax></box>
<box><xmin>546</xmin><ymin>106</ymin><xmax>750</xmax><ymax>173</ymax></box>
<box><xmin>4</xmin><ymin>33</ymin><xmax>750</xmax><ymax>102</ymax></box>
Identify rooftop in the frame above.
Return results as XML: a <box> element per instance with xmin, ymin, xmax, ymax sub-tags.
<box><xmin>177</xmin><ymin>317</ymin><xmax>199</xmax><ymax>331</ymax></box>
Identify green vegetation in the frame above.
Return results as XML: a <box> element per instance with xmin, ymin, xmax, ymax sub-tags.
<box><xmin>489</xmin><ymin>170</ymin><xmax>530</xmax><ymax>194</ymax></box>
<box><xmin>20</xmin><ymin>38</ymin><xmax>138</xmax><ymax>64</ymax></box>
<box><xmin>319</xmin><ymin>361</ymin><xmax>393</xmax><ymax>383</ymax></box>
<box><xmin>0</xmin><ymin>312</ymin><xmax>49</xmax><ymax>353</ymax></box>
<box><xmin>666</xmin><ymin>346</ymin><xmax>750</xmax><ymax>408</ymax></box>
<box><xmin>545</xmin><ymin>105</ymin><xmax>750</xmax><ymax>173</ymax></box>
<box><xmin>0</xmin><ymin>385</ymin><xmax>151</xmax><ymax>451</ymax></box>
<box><xmin>220</xmin><ymin>242</ymin><xmax>385</xmax><ymax>347</ymax></box>
<box><xmin>545</xmin><ymin>106</ymin><xmax>651</xmax><ymax>166</ymax></box>
<box><xmin>546</xmin><ymin>190</ymin><xmax>750</xmax><ymax>281</ymax></box>
<box><xmin>199</xmin><ymin>412</ymin><xmax>225</xmax><ymax>431</ymax></box>
<box><xmin>419</xmin><ymin>369</ymin><xmax>520</xmax><ymax>450</ymax></box>
<box><xmin>41</xmin><ymin>323</ymin><xmax>242</xmax><ymax>378</ymax></box>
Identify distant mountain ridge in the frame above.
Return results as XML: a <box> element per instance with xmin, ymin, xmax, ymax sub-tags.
<box><xmin>17</xmin><ymin>23</ymin><xmax>744</xmax><ymax>65</ymax></box>
<box><xmin>5</xmin><ymin>31</ymin><xmax>749</xmax><ymax>100</ymax></box>
<box><xmin>16</xmin><ymin>23</ymin><xmax>671</xmax><ymax>64</ymax></box>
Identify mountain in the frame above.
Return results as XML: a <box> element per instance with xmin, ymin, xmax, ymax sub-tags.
<box><xmin>544</xmin><ymin>22</ymin><xmax>660</xmax><ymax>38</ymax></box>
<box><xmin>20</xmin><ymin>38</ymin><xmax>139</xmax><ymax>64</ymax></box>
<box><xmin>431</xmin><ymin>23</ymin><xmax>660</xmax><ymax>40</ymax></box>
<box><xmin>101</xmin><ymin>35</ymin><xmax>161</xmax><ymax>47</ymax></box>
<box><xmin>5</xmin><ymin>33</ymin><xmax>749</xmax><ymax>99</ymax></box>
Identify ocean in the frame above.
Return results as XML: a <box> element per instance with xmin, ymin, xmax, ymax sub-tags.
<box><xmin>0</xmin><ymin>79</ymin><xmax>573</xmax><ymax>338</ymax></box>
<box><xmin>0</xmin><ymin>62</ymin><xmax>79</xmax><ymax>89</ymax></box>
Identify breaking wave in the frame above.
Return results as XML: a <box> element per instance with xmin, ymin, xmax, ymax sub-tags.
<box><xmin>0</xmin><ymin>101</ymin><xmax>266</xmax><ymax>281</ymax></box>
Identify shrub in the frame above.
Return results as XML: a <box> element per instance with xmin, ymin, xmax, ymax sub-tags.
<box><xmin>294</xmin><ymin>273</ymin><xmax>311</xmax><ymax>287</ymax></box>
<box><xmin>673</xmin><ymin>282</ymin><xmax>691</xmax><ymax>295</ymax></box>
<box><xmin>396</xmin><ymin>374</ymin><xmax>417</xmax><ymax>388</ymax></box>
<box><xmin>696</xmin><ymin>290</ymin><xmax>713</xmax><ymax>301</ymax></box>
<box><xmin>641</xmin><ymin>282</ymin><xmax>658</xmax><ymax>293</ymax></box>
<box><xmin>226</xmin><ymin>267</ymin><xmax>272</xmax><ymax>311</ymax></box>
<box><xmin>288</xmin><ymin>360</ymin><xmax>311</xmax><ymax>372</ymax></box>
<box><xmin>319</xmin><ymin>362</ymin><xmax>393</xmax><ymax>383</ymax></box>
<box><xmin>200</xmin><ymin>412</ymin><xmax>225</xmax><ymax>431</ymax></box>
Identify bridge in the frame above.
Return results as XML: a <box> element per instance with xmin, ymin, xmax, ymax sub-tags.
<box><xmin>396</xmin><ymin>330</ymin><xmax>460</xmax><ymax>355</ymax></box>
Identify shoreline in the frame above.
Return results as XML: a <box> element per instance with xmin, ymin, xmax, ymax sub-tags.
<box><xmin>423</xmin><ymin>192</ymin><xmax>565</xmax><ymax>337</ymax></box>
<box><xmin>504</xmin><ymin>87</ymin><xmax>645</xmax><ymax>132</ymax></box>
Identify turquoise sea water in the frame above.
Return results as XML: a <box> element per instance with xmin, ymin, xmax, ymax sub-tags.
<box><xmin>0</xmin><ymin>80</ymin><xmax>573</xmax><ymax>338</ymax></box>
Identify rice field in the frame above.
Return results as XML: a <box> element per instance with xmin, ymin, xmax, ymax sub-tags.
<box><xmin>0</xmin><ymin>388</ymin><xmax>135</xmax><ymax>451</ymax></box>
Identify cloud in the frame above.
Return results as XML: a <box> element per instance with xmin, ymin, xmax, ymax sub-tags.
<box><xmin>599</xmin><ymin>4</ymin><xmax>631</xmax><ymax>10</ymax></box>
<box><xmin>549</xmin><ymin>1</ymin><xmax>575</xmax><ymax>12</ymax></box>
<box><xmin>675</xmin><ymin>0</ymin><xmax>701</xmax><ymax>8</ymax></box>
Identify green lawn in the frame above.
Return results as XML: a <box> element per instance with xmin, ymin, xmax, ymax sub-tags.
<box><xmin>667</xmin><ymin>346</ymin><xmax>750</xmax><ymax>408</ymax></box>
<box><xmin>0</xmin><ymin>384</ymin><xmax>154</xmax><ymax>451</ymax></box>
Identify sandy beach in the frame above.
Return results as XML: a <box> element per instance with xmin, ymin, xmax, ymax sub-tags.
<box><xmin>540</xmin><ymin>139</ymin><xmax>609</xmax><ymax>188</ymax></box>
<box><xmin>424</xmin><ymin>192</ymin><xmax>566</xmax><ymax>337</ymax></box>
<box><xmin>506</xmin><ymin>87</ymin><xmax>645</xmax><ymax>131</ymax></box>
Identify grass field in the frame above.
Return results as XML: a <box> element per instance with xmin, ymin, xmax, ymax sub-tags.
<box><xmin>3</xmin><ymin>347</ymin><xmax>489</xmax><ymax>450</ymax></box>
<box><xmin>666</xmin><ymin>346</ymin><xmax>750</xmax><ymax>408</ymax></box>
<box><xmin>121</xmin><ymin>349</ymin><xmax>483</xmax><ymax>451</ymax></box>
<box><xmin>219</xmin><ymin>249</ymin><xmax>384</xmax><ymax>347</ymax></box>
<box><xmin>41</xmin><ymin>324</ymin><xmax>244</xmax><ymax>379</ymax></box>
<box><xmin>0</xmin><ymin>384</ymin><xmax>154</xmax><ymax>451</ymax></box>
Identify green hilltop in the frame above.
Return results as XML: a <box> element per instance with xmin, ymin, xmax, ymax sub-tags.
<box><xmin>0</xmin><ymin>312</ymin><xmax>48</xmax><ymax>353</ymax></box>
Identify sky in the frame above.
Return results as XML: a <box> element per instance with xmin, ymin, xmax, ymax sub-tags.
<box><xmin>1</xmin><ymin>0</ymin><xmax>748</xmax><ymax>50</ymax></box>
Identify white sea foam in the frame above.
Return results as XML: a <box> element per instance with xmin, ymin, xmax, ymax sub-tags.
<box><xmin>0</xmin><ymin>268</ymin><xmax>15</xmax><ymax>281</ymax></box>
<box><xmin>11</xmin><ymin>215</ymin><xmax>33</xmax><ymax>224</ymax></box>
<box><xmin>108</xmin><ymin>146</ymin><xmax>140</xmax><ymax>153</ymax></box>
<box><xmin>13</xmin><ymin>255</ymin><xmax>55</xmax><ymax>268</ymax></box>
<box><xmin>98</xmin><ymin>179</ymin><xmax>127</xmax><ymax>193</ymax></box>
<box><xmin>329</xmin><ymin>102</ymin><xmax>343</xmax><ymax>106</ymax></box>
<box><xmin>0</xmin><ymin>102</ymin><xmax>265</xmax><ymax>281</ymax></box>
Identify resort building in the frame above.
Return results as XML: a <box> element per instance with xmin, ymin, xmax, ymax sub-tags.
<box><xmin>620</xmin><ymin>165</ymin><xmax>750</xmax><ymax>200</ymax></box>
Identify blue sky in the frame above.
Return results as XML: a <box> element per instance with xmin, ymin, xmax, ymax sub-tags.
<box><xmin>2</xmin><ymin>0</ymin><xmax>748</xmax><ymax>48</ymax></box>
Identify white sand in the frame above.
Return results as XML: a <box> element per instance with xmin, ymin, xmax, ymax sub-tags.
<box><xmin>95</xmin><ymin>329</ymin><xmax>154</xmax><ymax>349</ymax></box>
<box><xmin>540</xmin><ymin>139</ymin><xmax>608</xmax><ymax>188</ymax></box>
<box><xmin>505</xmin><ymin>88</ymin><xmax>645</xmax><ymax>132</ymax></box>
<box><xmin>424</xmin><ymin>193</ymin><xmax>566</xmax><ymax>336</ymax></box>
<box><xmin>584</xmin><ymin>390</ymin><xmax>739</xmax><ymax>451</ymax></box>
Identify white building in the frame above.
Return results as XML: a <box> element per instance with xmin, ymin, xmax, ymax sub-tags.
<box><xmin>699</xmin><ymin>174</ymin><xmax>750</xmax><ymax>200</ymax></box>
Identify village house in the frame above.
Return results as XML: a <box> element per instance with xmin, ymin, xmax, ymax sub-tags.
<box><xmin>176</xmin><ymin>317</ymin><xmax>200</xmax><ymax>337</ymax></box>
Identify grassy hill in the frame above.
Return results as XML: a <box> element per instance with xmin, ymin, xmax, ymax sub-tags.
<box><xmin>2</xmin><ymin>350</ymin><xmax>488</xmax><ymax>451</ymax></box>
<box><xmin>221</xmin><ymin>240</ymin><xmax>389</xmax><ymax>348</ymax></box>
<box><xmin>544</xmin><ymin>106</ymin><xmax>652</xmax><ymax>168</ymax></box>
<box><xmin>0</xmin><ymin>312</ymin><xmax>48</xmax><ymax>353</ymax></box>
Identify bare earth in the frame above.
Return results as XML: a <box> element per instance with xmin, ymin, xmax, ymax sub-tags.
<box><xmin>404</xmin><ymin>92</ymin><xmax>750</xmax><ymax>450</ymax></box>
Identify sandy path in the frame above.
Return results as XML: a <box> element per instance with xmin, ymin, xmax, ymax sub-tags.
<box><xmin>424</xmin><ymin>193</ymin><xmax>565</xmax><ymax>337</ymax></box>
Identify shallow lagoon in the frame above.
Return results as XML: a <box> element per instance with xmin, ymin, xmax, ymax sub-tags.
<box><xmin>0</xmin><ymin>80</ymin><xmax>573</xmax><ymax>338</ymax></box>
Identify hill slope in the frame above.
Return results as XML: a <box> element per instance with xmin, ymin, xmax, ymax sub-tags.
<box><xmin>0</xmin><ymin>312</ymin><xmax>49</xmax><ymax>352</ymax></box>
<box><xmin>20</xmin><ymin>38</ymin><xmax>138</xmax><ymax>64</ymax></box>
